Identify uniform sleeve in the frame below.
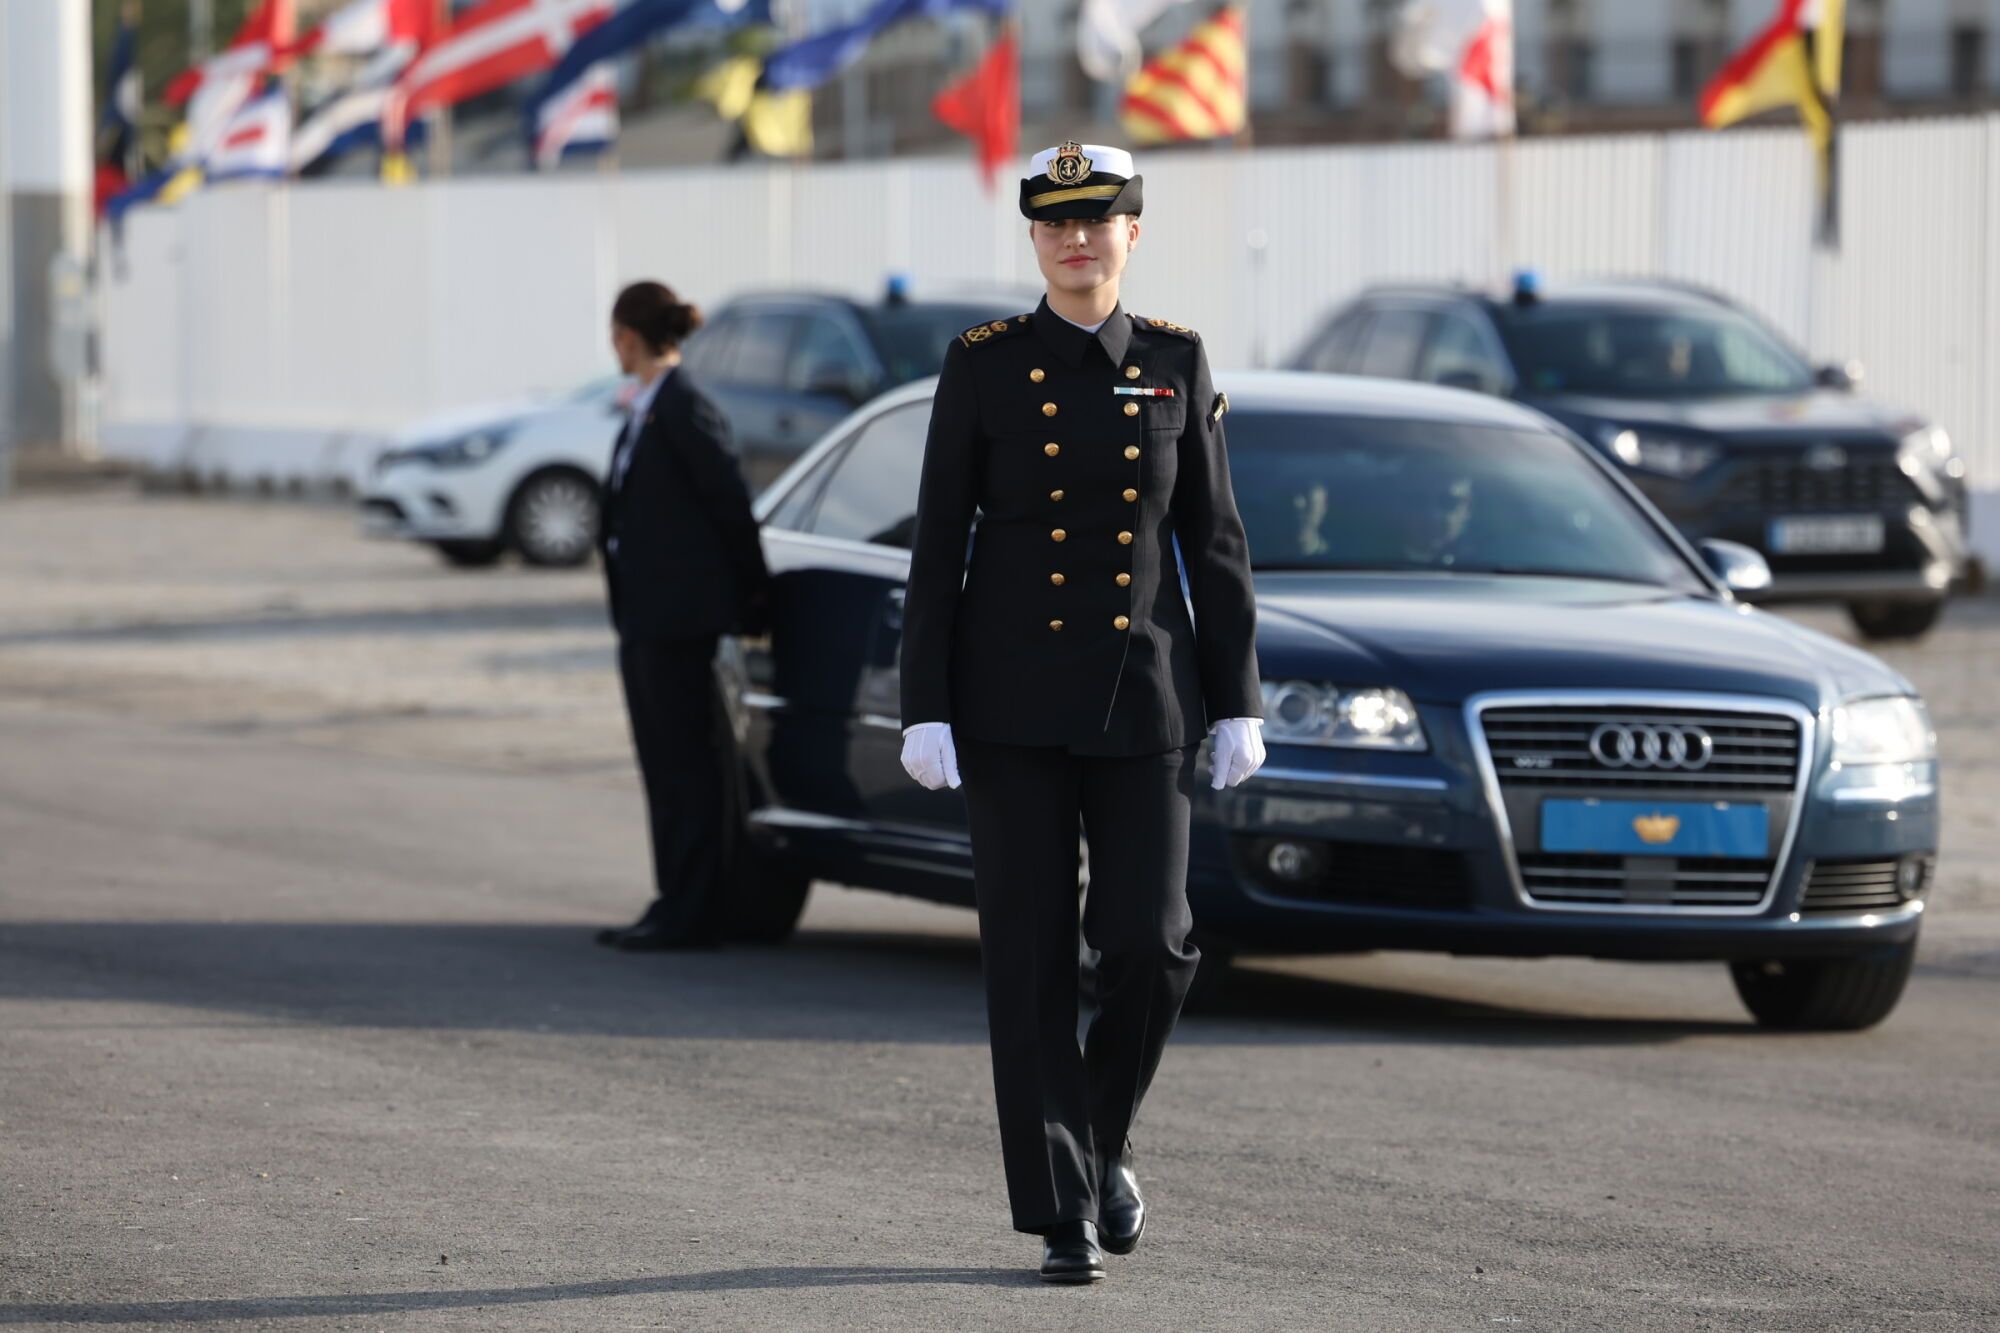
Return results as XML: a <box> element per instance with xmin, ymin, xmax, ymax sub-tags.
<box><xmin>899</xmin><ymin>340</ymin><xmax>981</xmax><ymax>727</ymax></box>
<box><xmin>679</xmin><ymin>390</ymin><xmax>771</xmax><ymax>604</ymax></box>
<box><xmin>1170</xmin><ymin>340</ymin><xmax>1263</xmax><ymax>724</ymax></box>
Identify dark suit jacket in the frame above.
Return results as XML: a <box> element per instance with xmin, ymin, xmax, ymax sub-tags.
<box><xmin>898</xmin><ymin>299</ymin><xmax>1262</xmax><ymax>757</ymax></box>
<box><xmin>598</xmin><ymin>369</ymin><xmax>770</xmax><ymax>644</ymax></box>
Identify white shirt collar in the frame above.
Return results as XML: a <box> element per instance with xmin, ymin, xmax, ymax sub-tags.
<box><xmin>631</xmin><ymin>364</ymin><xmax>674</xmax><ymax>420</ymax></box>
<box><xmin>1052</xmin><ymin>308</ymin><xmax>1110</xmax><ymax>335</ymax></box>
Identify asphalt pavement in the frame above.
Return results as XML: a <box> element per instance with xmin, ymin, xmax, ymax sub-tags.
<box><xmin>2</xmin><ymin>491</ymin><xmax>1997</xmax><ymax>1331</ymax></box>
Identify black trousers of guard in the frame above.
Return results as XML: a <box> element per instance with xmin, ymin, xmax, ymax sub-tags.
<box><xmin>955</xmin><ymin>735</ymin><xmax>1202</xmax><ymax>1236</ymax></box>
<box><xmin>617</xmin><ymin>635</ymin><xmax>727</xmax><ymax>943</ymax></box>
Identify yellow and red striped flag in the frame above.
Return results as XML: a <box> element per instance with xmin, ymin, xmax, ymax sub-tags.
<box><xmin>1699</xmin><ymin>0</ymin><xmax>1843</xmax><ymax>241</ymax></box>
<box><xmin>1118</xmin><ymin>5</ymin><xmax>1246</xmax><ymax>145</ymax></box>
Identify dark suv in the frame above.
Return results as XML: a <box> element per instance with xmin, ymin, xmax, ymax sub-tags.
<box><xmin>1289</xmin><ymin>278</ymin><xmax>1972</xmax><ymax>640</ymax></box>
<box><xmin>680</xmin><ymin>285</ymin><xmax>1025</xmax><ymax>491</ymax></box>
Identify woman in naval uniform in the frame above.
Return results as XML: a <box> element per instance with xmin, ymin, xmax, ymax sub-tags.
<box><xmin>897</xmin><ymin>142</ymin><xmax>1266</xmax><ymax>1283</ymax></box>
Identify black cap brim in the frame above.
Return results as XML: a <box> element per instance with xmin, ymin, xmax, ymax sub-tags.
<box><xmin>1019</xmin><ymin>173</ymin><xmax>1143</xmax><ymax>221</ymax></box>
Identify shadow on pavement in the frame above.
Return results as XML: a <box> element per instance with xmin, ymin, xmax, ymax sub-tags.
<box><xmin>0</xmin><ymin>1266</ymin><xmax>1032</xmax><ymax>1324</ymax></box>
<box><xmin>0</xmin><ymin>917</ymin><xmax>1752</xmax><ymax>1048</ymax></box>
<box><xmin>0</xmin><ymin>600</ymin><xmax>608</xmax><ymax>651</ymax></box>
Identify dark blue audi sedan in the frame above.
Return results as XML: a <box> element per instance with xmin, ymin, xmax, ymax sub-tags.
<box><xmin>715</xmin><ymin>373</ymin><xmax>1940</xmax><ymax>1031</ymax></box>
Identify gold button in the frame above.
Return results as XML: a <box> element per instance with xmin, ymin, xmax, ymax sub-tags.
<box><xmin>1124</xmin><ymin>445</ymin><xmax>1140</xmax><ymax>460</ymax></box>
<box><xmin>1030</xmin><ymin>368</ymin><xmax>1045</xmax><ymax>383</ymax></box>
<box><xmin>1122</xmin><ymin>488</ymin><xmax>1138</xmax><ymax>502</ymax></box>
<box><xmin>1050</xmin><ymin>488</ymin><xmax>1064</xmax><ymax>501</ymax></box>
<box><xmin>1050</xmin><ymin>572</ymin><xmax>1065</xmax><ymax>586</ymax></box>
<box><xmin>1114</xmin><ymin>615</ymin><xmax>1130</xmax><ymax>631</ymax></box>
<box><xmin>1043</xmin><ymin>402</ymin><xmax>1058</xmax><ymax>417</ymax></box>
<box><xmin>1117</xmin><ymin>531</ymin><xmax>1133</xmax><ymax>545</ymax></box>
<box><xmin>1116</xmin><ymin>573</ymin><xmax>1132</xmax><ymax>587</ymax></box>
<box><xmin>1045</xmin><ymin>442</ymin><xmax>1060</xmax><ymax>457</ymax></box>
<box><xmin>1049</xmin><ymin>619</ymin><xmax>1064</xmax><ymax>631</ymax></box>
<box><xmin>1051</xmin><ymin>528</ymin><xmax>1067</xmax><ymax>542</ymax></box>
<box><xmin>1125</xmin><ymin>365</ymin><xmax>1141</xmax><ymax>380</ymax></box>
<box><xmin>1123</xmin><ymin>402</ymin><xmax>1139</xmax><ymax>417</ymax></box>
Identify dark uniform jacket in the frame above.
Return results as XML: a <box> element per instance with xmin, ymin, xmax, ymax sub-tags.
<box><xmin>598</xmin><ymin>369</ymin><xmax>770</xmax><ymax>643</ymax></box>
<box><xmin>899</xmin><ymin>297</ymin><xmax>1262</xmax><ymax>757</ymax></box>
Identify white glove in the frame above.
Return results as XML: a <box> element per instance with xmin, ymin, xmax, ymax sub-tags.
<box><xmin>1207</xmin><ymin>717</ymin><xmax>1266</xmax><ymax>790</ymax></box>
<box><xmin>900</xmin><ymin>721</ymin><xmax>962</xmax><ymax>791</ymax></box>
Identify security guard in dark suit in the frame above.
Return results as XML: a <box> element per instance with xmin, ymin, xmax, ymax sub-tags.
<box><xmin>595</xmin><ymin>280</ymin><xmax>770</xmax><ymax>952</ymax></box>
<box><xmin>898</xmin><ymin>143</ymin><xmax>1267</xmax><ymax>1282</ymax></box>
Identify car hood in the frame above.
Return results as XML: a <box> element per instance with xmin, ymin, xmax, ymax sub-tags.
<box><xmin>1252</xmin><ymin>574</ymin><xmax>1911</xmax><ymax>708</ymax></box>
<box><xmin>1521</xmin><ymin>389</ymin><xmax>1919</xmax><ymax>442</ymax></box>
<box><xmin>389</xmin><ymin>395</ymin><xmax>550</xmax><ymax>447</ymax></box>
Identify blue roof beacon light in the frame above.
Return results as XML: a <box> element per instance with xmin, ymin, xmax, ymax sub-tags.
<box><xmin>884</xmin><ymin>272</ymin><xmax>912</xmax><ymax>306</ymax></box>
<box><xmin>1512</xmin><ymin>267</ymin><xmax>1542</xmax><ymax>307</ymax></box>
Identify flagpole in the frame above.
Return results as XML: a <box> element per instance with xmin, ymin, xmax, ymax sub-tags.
<box><xmin>431</xmin><ymin>0</ymin><xmax>453</xmax><ymax>177</ymax></box>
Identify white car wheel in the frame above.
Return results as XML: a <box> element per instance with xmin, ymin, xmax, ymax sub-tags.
<box><xmin>508</xmin><ymin>471</ymin><xmax>599</xmax><ymax>568</ymax></box>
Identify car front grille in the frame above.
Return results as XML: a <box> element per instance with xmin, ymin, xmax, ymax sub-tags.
<box><xmin>1716</xmin><ymin>452</ymin><xmax>1916</xmax><ymax>513</ymax></box>
<box><xmin>1515</xmin><ymin>852</ymin><xmax>1774</xmax><ymax>909</ymax></box>
<box><xmin>1480</xmin><ymin>705</ymin><xmax>1802</xmax><ymax>792</ymax></box>
<box><xmin>1799</xmin><ymin>858</ymin><xmax>1927</xmax><ymax>913</ymax></box>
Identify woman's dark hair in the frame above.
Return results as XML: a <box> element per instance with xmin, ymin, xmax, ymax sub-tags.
<box><xmin>612</xmin><ymin>280</ymin><xmax>705</xmax><ymax>353</ymax></box>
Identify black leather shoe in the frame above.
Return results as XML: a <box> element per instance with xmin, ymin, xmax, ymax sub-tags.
<box><xmin>1098</xmin><ymin>1153</ymin><xmax>1145</xmax><ymax>1255</ymax></box>
<box><xmin>1039</xmin><ymin>1219</ymin><xmax>1106</xmax><ymax>1284</ymax></box>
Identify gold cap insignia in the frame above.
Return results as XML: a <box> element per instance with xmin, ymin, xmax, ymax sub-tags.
<box><xmin>1047</xmin><ymin>141</ymin><xmax>1094</xmax><ymax>185</ymax></box>
<box><xmin>1633</xmin><ymin>813</ymin><xmax>1681</xmax><ymax>845</ymax></box>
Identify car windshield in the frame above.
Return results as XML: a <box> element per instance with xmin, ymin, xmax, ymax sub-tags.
<box><xmin>1227</xmin><ymin>413</ymin><xmax>1707</xmax><ymax>591</ymax></box>
<box><xmin>1493</xmin><ymin>302</ymin><xmax>1814</xmax><ymax>398</ymax></box>
<box><xmin>862</xmin><ymin>304</ymin><xmax>1020</xmax><ymax>385</ymax></box>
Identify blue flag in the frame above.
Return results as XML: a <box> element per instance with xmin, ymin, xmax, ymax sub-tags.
<box><xmin>100</xmin><ymin>8</ymin><xmax>141</xmax><ymax>162</ymax></box>
<box><xmin>527</xmin><ymin>0</ymin><xmax>772</xmax><ymax>137</ymax></box>
<box><xmin>761</xmin><ymin>0</ymin><xmax>1011</xmax><ymax>92</ymax></box>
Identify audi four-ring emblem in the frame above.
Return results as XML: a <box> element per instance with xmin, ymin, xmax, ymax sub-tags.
<box><xmin>1588</xmin><ymin>722</ymin><xmax>1714</xmax><ymax>770</ymax></box>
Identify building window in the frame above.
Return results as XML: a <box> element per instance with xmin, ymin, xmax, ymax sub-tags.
<box><xmin>1951</xmin><ymin>24</ymin><xmax>1987</xmax><ymax>100</ymax></box>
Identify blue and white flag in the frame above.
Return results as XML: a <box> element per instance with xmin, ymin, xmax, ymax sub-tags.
<box><xmin>761</xmin><ymin>0</ymin><xmax>1012</xmax><ymax>92</ymax></box>
<box><xmin>100</xmin><ymin>5</ymin><xmax>143</xmax><ymax>158</ymax></box>
<box><xmin>526</xmin><ymin>0</ymin><xmax>770</xmax><ymax>137</ymax></box>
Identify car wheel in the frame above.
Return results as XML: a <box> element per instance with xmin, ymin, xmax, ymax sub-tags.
<box><xmin>722</xmin><ymin>843</ymin><xmax>812</xmax><ymax>943</ymax></box>
<box><xmin>505</xmin><ymin>469</ymin><xmax>599</xmax><ymax>568</ymax></box>
<box><xmin>1728</xmin><ymin>940</ymin><xmax>1917</xmax><ymax>1030</ymax></box>
<box><xmin>1846</xmin><ymin>599</ymin><xmax>1944</xmax><ymax>641</ymax></box>
<box><xmin>431</xmin><ymin>539</ymin><xmax>505</xmax><ymax>568</ymax></box>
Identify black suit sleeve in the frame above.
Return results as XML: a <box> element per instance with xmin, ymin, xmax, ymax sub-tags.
<box><xmin>898</xmin><ymin>339</ymin><xmax>982</xmax><ymax>728</ymax></box>
<box><xmin>1170</xmin><ymin>339</ymin><xmax>1263</xmax><ymax>724</ymax></box>
<box><xmin>677</xmin><ymin>388</ymin><xmax>771</xmax><ymax>604</ymax></box>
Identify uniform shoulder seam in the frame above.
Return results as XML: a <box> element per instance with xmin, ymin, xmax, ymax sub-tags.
<box><xmin>958</xmin><ymin>314</ymin><xmax>1034</xmax><ymax>349</ymax></box>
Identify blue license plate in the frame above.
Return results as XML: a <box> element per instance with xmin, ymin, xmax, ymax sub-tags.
<box><xmin>1539</xmin><ymin>800</ymin><xmax>1769</xmax><ymax>858</ymax></box>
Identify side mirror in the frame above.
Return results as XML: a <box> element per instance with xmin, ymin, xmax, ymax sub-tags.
<box><xmin>1698</xmin><ymin>538</ymin><xmax>1773</xmax><ymax>597</ymax></box>
<box><xmin>1815</xmin><ymin>359</ymin><xmax>1863</xmax><ymax>392</ymax></box>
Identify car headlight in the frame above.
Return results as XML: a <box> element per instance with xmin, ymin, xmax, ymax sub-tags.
<box><xmin>1831</xmin><ymin>696</ymin><xmax>1935</xmax><ymax>766</ymax></box>
<box><xmin>1898</xmin><ymin>425</ymin><xmax>1965</xmax><ymax>488</ymax></box>
<box><xmin>1603</xmin><ymin>428</ymin><xmax>1720</xmax><ymax>478</ymax></box>
<box><xmin>396</xmin><ymin>423</ymin><xmax>520</xmax><ymax>469</ymax></box>
<box><xmin>1259</xmin><ymin>681</ymin><xmax>1428</xmax><ymax>751</ymax></box>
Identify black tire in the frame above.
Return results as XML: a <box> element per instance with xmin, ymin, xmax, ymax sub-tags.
<box><xmin>505</xmin><ymin>469</ymin><xmax>600</xmax><ymax>568</ymax></box>
<box><xmin>432</xmin><ymin>539</ymin><xmax>505</xmax><ymax>568</ymax></box>
<box><xmin>1846</xmin><ymin>599</ymin><xmax>1944</xmax><ymax>642</ymax></box>
<box><xmin>1729</xmin><ymin>940</ymin><xmax>1917</xmax><ymax>1031</ymax></box>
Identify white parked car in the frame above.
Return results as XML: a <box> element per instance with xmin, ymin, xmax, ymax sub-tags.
<box><xmin>360</xmin><ymin>376</ymin><xmax>633</xmax><ymax>568</ymax></box>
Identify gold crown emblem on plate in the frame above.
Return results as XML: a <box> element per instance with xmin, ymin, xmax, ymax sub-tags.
<box><xmin>1047</xmin><ymin>141</ymin><xmax>1094</xmax><ymax>185</ymax></box>
<box><xmin>1632</xmin><ymin>812</ymin><xmax>1681</xmax><ymax>845</ymax></box>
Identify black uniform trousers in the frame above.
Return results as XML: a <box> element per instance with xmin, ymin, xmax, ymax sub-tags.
<box><xmin>617</xmin><ymin>634</ymin><xmax>727</xmax><ymax>943</ymax></box>
<box><xmin>956</xmin><ymin>734</ymin><xmax>1202</xmax><ymax>1235</ymax></box>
